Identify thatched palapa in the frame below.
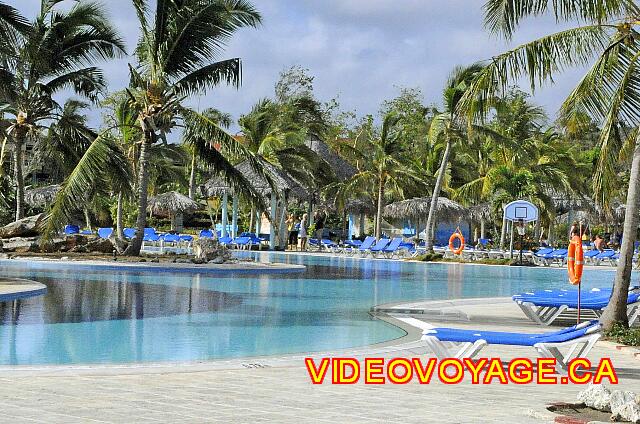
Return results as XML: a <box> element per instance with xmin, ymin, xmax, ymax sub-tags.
<box><xmin>201</xmin><ymin>176</ymin><xmax>232</xmax><ymax>197</ymax></box>
<box><xmin>235</xmin><ymin>158</ymin><xmax>309</xmax><ymax>200</ymax></box>
<box><xmin>148</xmin><ymin>191</ymin><xmax>200</xmax><ymax>215</ymax></box>
<box><xmin>383</xmin><ymin>197</ymin><xmax>467</xmax><ymax>222</ymax></box>
<box><xmin>468</xmin><ymin>203</ymin><xmax>492</xmax><ymax>221</ymax></box>
<box><xmin>306</xmin><ymin>135</ymin><xmax>356</xmax><ymax>181</ymax></box>
<box><xmin>24</xmin><ymin>184</ymin><xmax>61</xmax><ymax>207</ymax></box>
<box><xmin>148</xmin><ymin>191</ymin><xmax>199</xmax><ymax>232</ymax></box>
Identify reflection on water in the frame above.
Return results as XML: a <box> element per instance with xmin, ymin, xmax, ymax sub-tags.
<box><xmin>0</xmin><ymin>277</ymin><xmax>243</xmax><ymax>325</ymax></box>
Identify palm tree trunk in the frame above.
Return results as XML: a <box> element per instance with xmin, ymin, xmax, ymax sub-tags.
<box><xmin>84</xmin><ymin>208</ymin><xmax>92</xmax><ymax>230</ymax></box>
<box><xmin>375</xmin><ymin>174</ymin><xmax>385</xmax><ymax>239</ymax></box>
<box><xmin>188</xmin><ymin>152</ymin><xmax>197</xmax><ymax>199</ymax></box>
<box><xmin>249</xmin><ymin>205</ymin><xmax>255</xmax><ymax>234</ymax></box>
<box><xmin>124</xmin><ymin>135</ymin><xmax>152</xmax><ymax>256</ymax></box>
<box><xmin>601</xmin><ymin>139</ymin><xmax>640</xmax><ymax>330</ymax></box>
<box><xmin>116</xmin><ymin>192</ymin><xmax>124</xmax><ymax>239</ymax></box>
<box><xmin>500</xmin><ymin>214</ymin><xmax>507</xmax><ymax>250</ymax></box>
<box><xmin>12</xmin><ymin>134</ymin><xmax>25</xmax><ymax>221</ymax></box>
<box><xmin>425</xmin><ymin>138</ymin><xmax>452</xmax><ymax>251</ymax></box>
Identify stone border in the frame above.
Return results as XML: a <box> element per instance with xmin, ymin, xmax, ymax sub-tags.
<box><xmin>0</xmin><ymin>278</ymin><xmax>47</xmax><ymax>302</ymax></box>
<box><xmin>1</xmin><ymin>257</ymin><xmax>306</xmax><ymax>274</ymax></box>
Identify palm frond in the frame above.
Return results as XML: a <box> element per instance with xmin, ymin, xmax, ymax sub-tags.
<box><xmin>42</xmin><ymin>133</ymin><xmax>132</xmax><ymax>240</ymax></box>
<box><xmin>172</xmin><ymin>58</ymin><xmax>241</xmax><ymax>96</ymax></box>
<box><xmin>483</xmin><ymin>0</ymin><xmax>638</xmax><ymax>39</ymax></box>
<box><xmin>457</xmin><ymin>24</ymin><xmax>612</xmax><ymax>122</ymax></box>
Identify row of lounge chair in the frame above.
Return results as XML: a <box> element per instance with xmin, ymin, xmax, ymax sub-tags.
<box><xmin>513</xmin><ymin>286</ymin><xmax>640</xmax><ymax>326</ymax></box>
<box><xmin>422</xmin><ymin>285</ymin><xmax>639</xmax><ymax>372</ymax></box>
<box><xmin>533</xmin><ymin>247</ymin><xmax>623</xmax><ymax>267</ymax></box>
<box><xmin>309</xmin><ymin>236</ymin><xmax>413</xmax><ymax>258</ymax></box>
<box><xmin>63</xmin><ymin>226</ymin><xmax>195</xmax><ymax>254</ymax></box>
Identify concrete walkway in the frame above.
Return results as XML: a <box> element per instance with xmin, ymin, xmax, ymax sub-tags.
<box><xmin>0</xmin><ymin>278</ymin><xmax>47</xmax><ymax>302</ymax></box>
<box><xmin>0</xmin><ymin>298</ymin><xmax>637</xmax><ymax>423</ymax></box>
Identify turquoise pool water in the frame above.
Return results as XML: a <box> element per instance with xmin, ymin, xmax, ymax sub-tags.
<box><xmin>0</xmin><ymin>254</ymin><xmax>630</xmax><ymax>365</ymax></box>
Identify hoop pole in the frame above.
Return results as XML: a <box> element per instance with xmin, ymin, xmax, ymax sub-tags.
<box><xmin>577</xmin><ymin>221</ymin><xmax>584</xmax><ymax>324</ymax></box>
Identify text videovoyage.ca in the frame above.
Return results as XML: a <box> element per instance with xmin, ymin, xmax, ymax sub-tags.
<box><xmin>305</xmin><ymin>357</ymin><xmax>618</xmax><ymax>385</ymax></box>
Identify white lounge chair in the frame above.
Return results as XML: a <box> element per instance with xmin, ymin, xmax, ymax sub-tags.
<box><xmin>422</xmin><ymin>320</ymin><xmax>601</xmax><ymax>372</ymax></box>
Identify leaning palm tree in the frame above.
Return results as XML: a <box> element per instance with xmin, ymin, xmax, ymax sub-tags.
<box><xmin>0</xmin><ymin>0</ymin><xmax>125</xmax><ymax>221</ymax></box>
<box><xmin>423</xmin><ymin>64</ymin><xmax>488</xmax><ymax>251</ymax></box>
<box><xmin>460</xmin><ymin>0</ymin><xmax>640</xmax><ymax>329</ymax></box>
<box><xmin>122</xmin><ymin>0</ymin><xmax>262</xmax><ymax>255</ymax></box>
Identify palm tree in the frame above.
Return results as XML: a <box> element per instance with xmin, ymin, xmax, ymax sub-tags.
<box><xmin>423</xmin><ymin>64</ymin><xmax>487</xmax><ymax>250</ymax></box>
<box><xmin>460</xmin><ymin>0</ymin><xmax>640</xmax><ymax>329</ymax></box>
<box><xmin>239</xmin><ymin>98</ymin><xmax>328</xmax><ymax>186</ymax></box>
<box><xmin>122</xmin><ymin>0</ymin><xmax>262</xmax><ymax>255</ymax></box>
<box><xmin>186</xmin><ymin>108</ymin><xmax>232</xmax><ymax>200</ymax></box>
<box><xmin>329</xmin><ymin>112</ymin><xmax>423</xmax><ymax>239</ymax></box>
<box><xmin>456</xmin><ymin>90</ymin><xmax>589</xmax><ymax>246</ymax></box>
<box><xmin>0</xmin><ymin>0</ymin><xmax>125</xmax><ymax>222</ymax></box>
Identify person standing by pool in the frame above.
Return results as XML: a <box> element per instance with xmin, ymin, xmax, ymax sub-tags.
<box><xmin>299</xmin><ymin>213</ymin><xmax>308</xmax><ymax>251</ymax></box>
<box><xmin>315</xmin><ymin>209</ymin><xmax>326</xmax><ymax>241</ymax></box>
<box><xmin>594</xmin><ymin>234</ymin><xmax>606</xmax><ymax>252</ymax></box>
<box><xmin>286</xmin><ymin>214</ymin><xmax>299</xmax><ymax>251</ymax></box>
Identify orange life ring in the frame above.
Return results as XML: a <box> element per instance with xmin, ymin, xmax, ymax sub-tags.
<box><xmin>449</xmin><ymin>232</ymin><xmax>465</xmax><ymax>255</ymax></box>
<box><xmin>568</xmin><ymin>235</ymin><xmax>584</xmax><ymax>286</ymax></box>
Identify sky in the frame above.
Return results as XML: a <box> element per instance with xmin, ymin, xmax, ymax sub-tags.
<box><xmin>10</xmin><ymin>0</ymin><xmax>587</xmax><ymax>134</ymax></box>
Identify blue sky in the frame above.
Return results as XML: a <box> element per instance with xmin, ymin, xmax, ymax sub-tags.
<box><xmin>11</xmin><ymin>1</ymin><xmax>586</xmax><ymax>134</ymax></box>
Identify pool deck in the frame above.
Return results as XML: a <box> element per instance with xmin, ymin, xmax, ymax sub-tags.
<box><xmin>0</xmin><ymin>278</ymin><xmax>47</xmax><ymax>302</ymax></box>
<box><xmin>0</xmin><ymin>298</ymin><xmax>637</xmax><ymax>423</ymax></box>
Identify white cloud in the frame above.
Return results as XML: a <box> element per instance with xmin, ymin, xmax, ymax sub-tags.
<box><xmin>10</xmin><ymin>0</ymin><xmax>589</xmax><ymax>133</ymax></box>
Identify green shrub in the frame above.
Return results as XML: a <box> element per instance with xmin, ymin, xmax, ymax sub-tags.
<box><xmin>414</xmin><ymin>253</ymin><xmax>445</xmax><ymax>262</ymax></box>
<box><xmin>605</xmin><ymin>323</ymin><xmax>640</xmax><ymax>347</ymax></box>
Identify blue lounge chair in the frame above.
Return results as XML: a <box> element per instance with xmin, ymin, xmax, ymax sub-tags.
<box><xmin>123</xmin><ymin>228</ymin><xmax>136</xmax><ymax>240</ymax></box>
<box><xmin>141</xmin><ymin>228</ymin><xmax>162</xmax><ymax>251</ymax></box>
<box><xmin>64</xmin><ymin>225</ymin><xmax>80</xmax><ymax>235</ymax></box>
<box><xmin>422</xmin><ymin>320</ymin><xmax>602</xmax><ymax>371</ymax></box>
<box><xmin>162</xmin><ymin>233</ymin><xmax>180</xmax><ymax>243</ymax></box>
<box><xmin>594</xmin><ymin>249</ymin><xmax>616</xmax><ymax>266</ymax></box>
<box><xmin>609</xmin><ymin>252</ymin><xmax>620</xmax><ymax>266</ymax></box>
<box><xmin>367</xmin><ymin>238</ymin><xmax>390</xmax><ymax>257</ymax></box>
<box><xmin>97</xmin><ymin>228</ymin><xmax>113</xmax><ymax>239</ymax></box>
<box><xmin>231</xmin><ymin>236</ymin><xmax>252</xmax><ymax>249</ymax></box>
<box><xmin>352</xmin><ymin>236</ymin><xmax>377</xmax><ymax>256</ymax></box>
<box><xmin>340</xmin><ymin>238</ymin><xmax>366</xmax><ymax>255</ymax></box>
<box><xmin>533</xmin><ymin>247</ymin><xmax>554</xmax><ymax>265</ymax></box>
<box><xmin>583</xmin><ymin>249</ymin><xmax>601</xmax><ymax>264</ymax></box>
<box><xmin>320</xmin><ymin>239</ymin><xmax>338</xmax><ymax>252</ymax></box>
<box><xmin>381</xmin><ymin>237</ymin><xmax>404</xmax><ymax>258</ymax></box>
<box><xmin>218</xmin><ymin>236</ymin><xmax>233</xmax><ymax>245</ymax></box>
<box><xmin>513</xmin><ymin>286</ymin><xmax>640</xmax><ymax>326</ymax></box>
<box><xmin>550</xmin><ymin>249</ymin><xmax>568</xmax><ymax>266</ymax></box>
<box><xmin>199</xmin><ymin>229</ymin><xmax>214</xmax><ymax>239</ymax></box>
<box><xmin>343</xmin><ymin>239</ymin><xmax>362</xmax><ymax>248</ymax></box>
<box><xmin>536</xmin><ymin>248</ymin><xmax>567</xmax><ymax>266</ymax></box>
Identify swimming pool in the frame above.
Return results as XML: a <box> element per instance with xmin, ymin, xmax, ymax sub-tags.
<box><xmin>0</xmin><ymin>254</ymin><xmax>629</xmax><ymax>365</ymax></box>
